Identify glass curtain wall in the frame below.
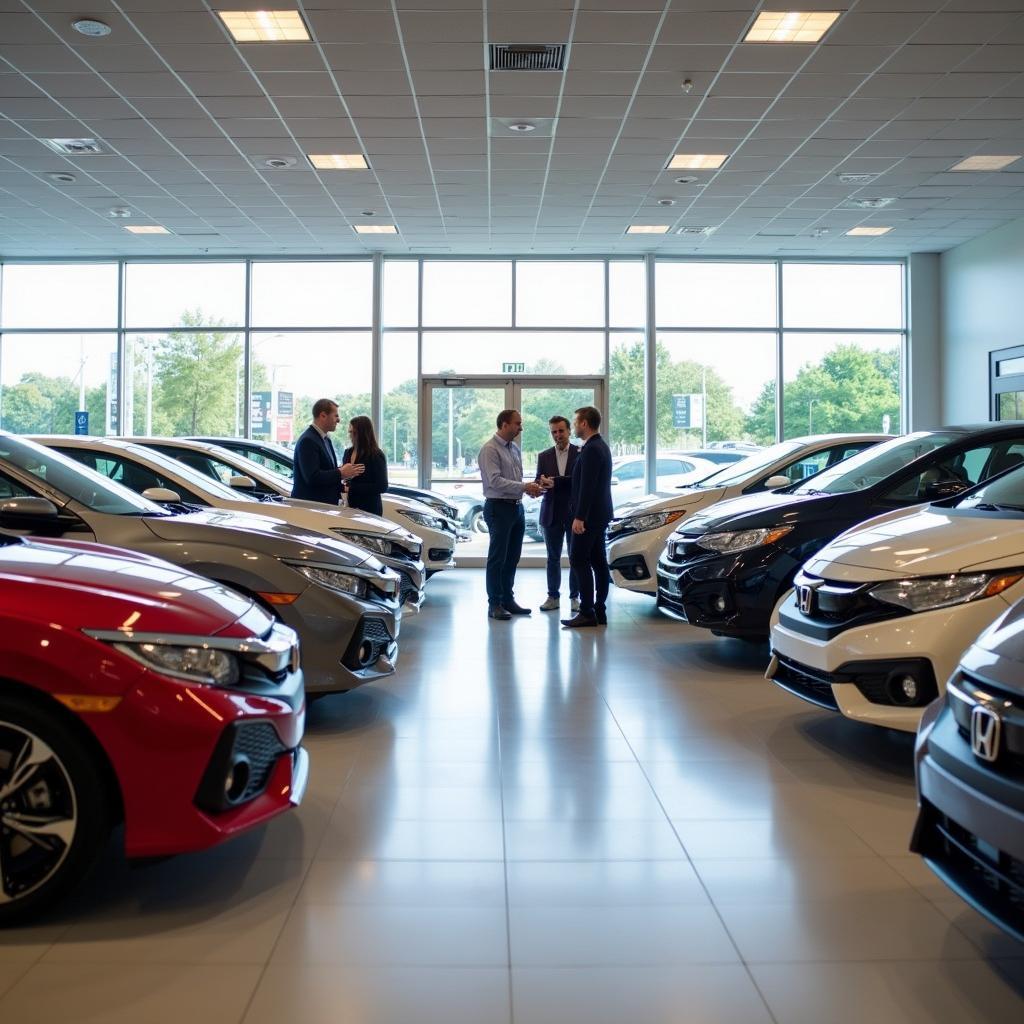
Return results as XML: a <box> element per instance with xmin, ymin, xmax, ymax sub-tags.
<box><xmin>0</xmin><ymin>257</ymin><xmax>906</xmax><ymax>496</ymax></box>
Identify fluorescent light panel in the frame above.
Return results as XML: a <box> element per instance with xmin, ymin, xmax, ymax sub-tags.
<box><xmin>217</xmin><ymin>10</ymin><xmax>310</xmax><ymax>42</ymax></box>
<box><xmin>745</xmin><ymin>11</ymin><xmax>841</xmax><ymax>43</ymax></box>
<box><xmin>354</xmin><ymin>224</ymin><xmax>397</xmax><ymax>234</ymax></box>
<box><xmin>308</xmin><ymin>153</ymin><xmax>368</xmax><ymax>170</ymax></box>
<box><xmin>125</xmin><ymin>225</ymin><xmax>170</xmax><ymax>234</ymax></box>
<box><xmin>950</xmin><ymin>155</ymin><xmax>1020</xmax><ymax>172</ymax></box>
<box><xmin>846</xmin><ymin>226</ymin><xmax>892</xmax><ymax>236</ymax></box>
<box><xmin>668</xmin><ymin>154</ymin><xmax>729</xmax><ymax>170</ymax></box>
<box><xmin>626</xmin><ymin>225</ymin><xmax>670</xmax><ymax>235</ymax></box>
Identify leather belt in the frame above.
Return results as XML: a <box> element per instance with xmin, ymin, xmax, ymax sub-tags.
<box><xmin>485</xmin><ymin>497</ymin><xmax>522</xmax><ymax>505</ymax></box>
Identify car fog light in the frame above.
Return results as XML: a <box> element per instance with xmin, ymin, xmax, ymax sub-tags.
<box><xmin>712</xmin><ymin>595</ymin><xmax>727</xmax><ymax>612</ymax></box>
<box><xmin>225</xmin><ymin>758</ymin><xmax>250</xmax><ymax>803</ymax></box>
<box><xmin>900</xmin><ymin>676</ymin><xmax>918</xmax><ymax>701</ymax></box>
<box><xmin>358</xmin><ymin>640</ymin><xmax>374</xmax><ymax>666</ymax></box>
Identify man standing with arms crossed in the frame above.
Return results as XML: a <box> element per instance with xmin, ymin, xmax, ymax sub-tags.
<box><xmin>535</xmin><ymin>415</ymin><xmax>580</xmax><ymax>613</ymax></box>
<box><xmin>562</xmin><ymin>405</ymin><xmax>613</xmax><ymax>628</ymax></box>
<box><xmin>479</xmin><ymin>409</ymin><xmax>545</xmax><ymax>620</ymax></box>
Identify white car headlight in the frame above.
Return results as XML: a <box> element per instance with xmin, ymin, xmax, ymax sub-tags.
<box><xmin>401</xmin><ymin>509</ymin><xmax>444</xmax><ymax>530</ymax></box>
<box><xmin>292</xmin><ymin>564</ymin><xmax>368</xmax><ymax>598</ymax></box>
<box><xmin>869</xmin><ymin>571</ymin><xmax>1023</xmax><ymax>613</ymax></box>
<box><xmin>112</xmin><ymin>642</ymin><xmax>240</xmax><ymax>686</ymax></box>
<box><xmin>331</xmin><ymin>529</ymin><xmax>392</xmax><ymax>557</ymax></box>
<box><xmin>696</xmin><ymin>525</ymin><xmax>793</xmax><ymax>554</ymax></box>
<box><xmin>622</xmin><ymin>509</ymin><xmax>686</xmax><ymax>534</ymax></box>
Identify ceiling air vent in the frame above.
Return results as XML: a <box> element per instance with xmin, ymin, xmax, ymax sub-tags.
<box><xmin>489</xmin><ymin>44</ymin><xmax>566</xmax><ymax>72</ymax></box>
<box><xmin>42</xmin><ymin>138</ymin><xmax>103</xmax><ymax>155</ymax></box>
<box><xmin>677</xmin><ymin>225</ymin><xmax>716</xmax><ymax>236</ymax></box>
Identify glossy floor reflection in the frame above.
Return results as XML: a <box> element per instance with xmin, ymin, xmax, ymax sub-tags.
<box><xmin>2</xmin><ymin>570</ymin><xmax>1023</xmax><ymax>1023</ymax></box>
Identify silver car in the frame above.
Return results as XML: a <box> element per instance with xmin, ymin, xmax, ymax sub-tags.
<box><xmin>0</xmin><ymin>432</ymin><xmax>401</xmax><ymax>696</ymax></box>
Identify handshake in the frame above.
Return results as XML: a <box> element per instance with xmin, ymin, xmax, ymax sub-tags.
<box><xmin>524</xmin><ymin>475</ymin><xmax>555</xmax><ymax>499</ymax></box>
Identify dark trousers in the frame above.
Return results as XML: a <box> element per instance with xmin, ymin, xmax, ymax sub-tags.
<box><xmin>483</xmin><ymin>499</ymin><xmax>525</xmax><ymax>607</ymax></box>
<box><xmin>543</xmin><ymin>521</ymin><xmax>579</xmax><ymax>599</ymax></box>
<box><xmin>569</xmin><ymin>522</ymin><xmax>610</xmax><ymax>614</ymax></box>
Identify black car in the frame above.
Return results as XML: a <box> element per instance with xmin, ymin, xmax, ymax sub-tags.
<box><xmin>656</xmin><ymin>424</ymin><xmax>1024</xmax><ymax>640</ymax></box>
<box><xmin>911</xmin><ymin>597</ymin><xmax>1024</xmax><ymax>942</ymax></box>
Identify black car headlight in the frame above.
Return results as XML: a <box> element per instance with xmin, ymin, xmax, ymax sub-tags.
<box><xmin>331</xmin><ymin>529</ymin><xmax>393</xmax><ymax>557</ymax></box>
<box><xmin>291</xmin><ymin>563</ymin><xmax>369</xmax><ymax>598</ymax></box>
<box><xmin>617</xmin><ymin>509</ymin><xmax>686</xmax><ymax>535</ymax></box>
<box><xmin>869</xmin><ymin>571</ymin><xmax>1023</xmax><ymax>614</ymax></box>
<box><xmin>401</xmin><ymin>509</ymin><xmax>444</xmax><ymax>530</ymax></box>
<box><xmin>695</xmin><ymin>525</ymin><xmax>793</xmax><ymax>554</ymax></box>
<box><xmin>112</xmin><ymin>641</ymin><xmax>240</xmax><ymax>686</ymax></box>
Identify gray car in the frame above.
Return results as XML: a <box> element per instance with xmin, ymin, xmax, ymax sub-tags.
<box><xmin>911</xmin><ymin>596</ymin><xmax>1024</xmax><ymax>942</ymax></box>
<box><xmin>0</xmin><ymin>432</ymin><xmax>401</xmax><ymax>696</ymax></box>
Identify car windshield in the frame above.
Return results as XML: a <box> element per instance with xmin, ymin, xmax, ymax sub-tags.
<box><xmin>791</xmin><ymin>432</ymin><xmax>960</xmax><ymax>495</ymax></box>
<box><xmin>694</xmin><ymin>441</ymin><xmax>804</xmax><ymax>488</ymax></box>
<box><xmin>0</xmin><ymin>435</ymin><xmax>166</xmax><ymax>516</ymax></box>
<box><xmin>956</xmin><ymin>466</ymin><xmax>1024</xmax><ymax>512</ymax></box>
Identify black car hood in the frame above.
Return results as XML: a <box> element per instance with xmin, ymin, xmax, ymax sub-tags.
<box><xmin>680</xmin><ymin>489</ymin><xmax>842</xmax><ymax>535</ymax></box>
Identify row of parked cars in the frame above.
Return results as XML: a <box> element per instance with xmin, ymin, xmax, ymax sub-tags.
<box><xmin>0</xmin><ymin>431</ymin><xmax>467</xmax><ymax>923</ymax></box>
<box><xmin>606</xmin><ymin>424</ymin><xmax>1024</xmax><ymax>942</ymax></box>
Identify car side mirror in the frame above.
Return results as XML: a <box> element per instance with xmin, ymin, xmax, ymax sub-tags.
<box><xmin>229</xmin><ymin>474</ymin><xmax>257</xmax><ymax>490</ymax></box>
<box><xmin>0</xmin><ymin>496</ymin><xmax>59</xmax><ymax>528</ymax></box>
<box><xmin>924</xmin><ymin>479</ymin><xmax>968</xmax><ymax>500</ymax></box>
<box><xmin>141</xmin><ymin>487</ymin><xmax>182</xmax><ymax>503</ymax></box>
<box><xmin>764</xmin><ymin>475</ymin><xmax>791</xmax><ymax>489</ymax></box>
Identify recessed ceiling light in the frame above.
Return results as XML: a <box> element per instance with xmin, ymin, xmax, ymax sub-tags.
<box><xmin>354</xmin><ymin>224</ymin><xmax>397</xmax><ymax>234</ymax></box>
<box><xmin>846</xmin><ymin>226</ymin><xmax>893</xmax><ymax>236</ymax></box>
<box><xmin>108</xmin><ymin>207</ymin><xmax>132</xmax><ymax>218</ymax></box>
<box><xmin>361</xmin><ymin>210</ymin><xmax>376</xmax><ymax>217</ymax></box>
<box><xmin>72</xmin><ymin>18</ymin><xmax>112</xmax><ymax>37</ymax></box>
<box><xmin>507</xmin><ymin>122</ymin><xmax>536</xmax><ymax>133</ymax></box>
<box><xmin>950</xmin><ymin>155</ymin><xmax>1021</xmax><ymax>172</ymax></box>
<box><xmin>217</xmin><ymin>10</ymin><xmax>311</xmax><ymax>43</ymax></box>
<box><xmin>263</xmin><ymin>156</ymin><xmax>297</xmax><ymax>168</ymax></box>
<box><xmin>125</xmin><ymin>225</ymin><xmax>170</xmax><ymax>234</ymax></box>
<box><xmin>744</xmin><ymin>11</ymin><xmax>841</xmax><ymax>44</ymax></box>
<box><xmin>42</xmin><ymin>138</ymin><xmax>102</xmax><ymax>155</ymax></box>
<box><xmin>669</xmin><ymin>154</ymin><xmax>729</xmax><ymax>170</ymax></box>
<box><xmin>307</xmin><ymin>153</ymin><xmax>369</xmax><ymax>170</ymax></box>
<box><xmin>657</xmin><ymin>198</ymin><xmax>676</xmax><ymax>207</ymax></box>
<box><xmin>626</xmin><ymin>225</ymin><xmax>670</xmax><ymax>234</ymax></box>
<box><xmin>46</xmin><ymin>172</ymin><xmax>76</xmax><ymax>183</ymax></box>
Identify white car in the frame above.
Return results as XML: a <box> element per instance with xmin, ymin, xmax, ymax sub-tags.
<box><xmin>608</xmin><ymin>435</ymin><xmax>890</xmax><ymax>595</ymax></box>
<box><xmin>35</xmin><ymin>435</ymin><xmax>428</xmax><ymax>610</ymax></box>
<box><xmin>609</xmin><ymin>454</ymin><xmax>718</xmax><ymax>508</ymax></box>
<box><xmin>768</xmin><ymin>461</ymin><xmax>1024</xmax><ymax>733</ymax></box>
<box><xmin>121</xmin><ymin>437</ymin><xmax>459</xmax><ymax>574</ymax></box>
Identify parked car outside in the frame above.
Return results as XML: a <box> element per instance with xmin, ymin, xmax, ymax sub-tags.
<box><xmin>769</xmin><ymin>461</ymin><xmax>1024</xmax><ymax>731</ymax></box>
<box><xmin>657</xmin><ymin>424</ymin><xmax>1024</xmax><ymax>640</ymax></box>
<box><xmin>610</xmin><ymin>454</ymin><xmax>718</xmax><ymax>508</ymax></box>
<box><xmin>0</xmin><ymin>531</ymin><xmax>307</xmax><ymax>922</ymax></box>
<box><xmin>36</xmin><ymin>435</ymin><xmax>426</xmax><ymax>611</ymax></box>
<box><xmin>911</xmin><ymin>597</ymin><xmax>1024</xmax><ymax>942</ymax></box>
<box><xmin>0</xmin><ymin>432</ymin><xmax>402</xmax><ymax>695</ymax></box>
<box><xmin>608</xmin><ymin>435</ymin><xmax>888</xmax><ymax>595</ymax></box>
<box><xmin>125</xmin><ymin>437</ymin><xmax>458</xmax><ymax>573</ymax></box>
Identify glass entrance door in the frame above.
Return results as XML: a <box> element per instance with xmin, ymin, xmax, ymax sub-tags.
<box><xmin>421</xmin><ymin>376</ymin><xmax>604</xmax><ymax>558</ymax></box>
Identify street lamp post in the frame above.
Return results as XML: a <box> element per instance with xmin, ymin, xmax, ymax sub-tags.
<box><xmin>808</xmin><ymin>398</ymin><xmax>817</xmax><ymax>434</ymax></box>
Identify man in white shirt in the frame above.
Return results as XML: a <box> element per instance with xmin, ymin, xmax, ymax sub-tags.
<box><xmin>478</xmin><ymin>409</ymin><xmax>545</xmax><ymax>620</ymax></box>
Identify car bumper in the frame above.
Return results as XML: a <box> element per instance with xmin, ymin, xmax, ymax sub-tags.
<box><xmin>768</xmin><ymin>596</ymin><xmax>1008</xmax><ymax>732</ymax></box>
<box><xmin>405</xmin><ymin>525</ymin><xmax>456</xmax><ymax>571</ymax></box>
<box><xmin>607</xmin><ymin>529</ymin><xmax>666</xmax><ymax>595</ymax></box>
<box><xmin>912</xmin><ymin>709</ymin><xmax>1024</xmax><ymax>942</ymax></box>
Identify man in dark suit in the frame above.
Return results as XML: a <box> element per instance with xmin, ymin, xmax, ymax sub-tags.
<box><xmin>291</xmin><ymin>398</ymin><xmax>363</xmax><ymax>504</ymax></box>
<box><xmin>535</xmin><ymin>415</ymin><xmax>580</xmax><ymax>613</ymax></box>
<box><xmin>562</xmin><ymin>405</ymin><xmax>613</xmax><ymax>628</ymax></box>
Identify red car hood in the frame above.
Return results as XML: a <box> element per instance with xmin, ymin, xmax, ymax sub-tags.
<box><xmin>0</xmin><ymin>535</ymin><xmax>266</xmax><ymax>638</ymax></box>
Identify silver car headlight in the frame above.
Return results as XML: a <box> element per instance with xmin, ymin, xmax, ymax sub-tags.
<box><xmin>869</xmin><ymin>571</ymin><xmax>1024</xmax><ymax>614</ymax></box>
<box><xmin>331</xmin><ymin>529</ymin><xmax>393</xmax><ymax>557</ymax></box>
<box><xmin>400</xmin><ymin>509</ymin><xmax>444</xmax><ymax>530</ymax></box>
<box><xmin>696</xmin><ymin>525</ymin><xmax>793</xmax><ymax>554</ymax></box>
<box><xmin>621</xmin><ymin>509</ymin><xmax>687</xmax><ymax>534</ymax></box>
<box><xmin>112</xmin><ymin>642</ymin><xmax>240</xmax><ymax>686</ymax></box>
<box><xmin>292</xmin><ymin>564</ymin><xmax>369</xmax><ymax>598</ymax></box>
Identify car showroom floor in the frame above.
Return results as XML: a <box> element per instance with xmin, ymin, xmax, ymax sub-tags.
<box><xmin>1</xmin><ymin>569</ymin><xmax>1022</xmax><ymax>1024</ymax></box>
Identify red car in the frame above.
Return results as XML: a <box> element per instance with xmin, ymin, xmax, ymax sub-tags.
<box><xmin>0</xmin><ymin>528</ymin><xmax>308</xmax><ymax>923</ymax></box>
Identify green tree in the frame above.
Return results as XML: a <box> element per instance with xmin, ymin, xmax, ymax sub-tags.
<box><xmin>0</xmin><ymin>372</ymin><xmax>105</xmax><ymax>435</ymax></box>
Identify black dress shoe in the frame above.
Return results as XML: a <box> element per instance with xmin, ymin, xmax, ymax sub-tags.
<box><xmin>505</xmin><ymin>601</ymin><xmax>532</xmax><ymax>615</ymax></box>
<box><xmin>488</xmin><ymin>605</ymin><xmax>512</xmax><ymax>620</ymax></box>
<box><xmin>596</xmin><ymin>610</ymin><xmax>607</xmax><ymax>625</ymax></box>
<box><xmin>561</xmin><ymin>612</ymin><xmax>598</xmax><ymax>628</ymax></box>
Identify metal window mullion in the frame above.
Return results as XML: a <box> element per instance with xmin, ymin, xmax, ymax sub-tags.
<box><xmin>644</xmin><ymin>253</ymin><xmax>657</xmax><ymax>493</ymax></box>
<box><xmin>604</xmin><ymin>259</ymin><xmax>610</xmax><ymax>437</ymax></box>
<box><xmin>776</xmin><ymin>258</ymin><xmax>784</xmax><ymax>442</ymax></box>
<box><xmin>243</xmin><ymin>258</ymin><xmax>252</xmax><ymax>437</ymax></box>
<box><xmin>117</xmin><ymin>259</ymin><xmax>125</xmax><ymax>435</ymax></box>
<box><xmin>417</xmin><ymin>257</ymin><xmax>426</xmax><ymax>488</ymax></box>
<box><xmin>372</xmin><ymin>252</ymin><xmax>383</xmax><ymax>430</ymax></box>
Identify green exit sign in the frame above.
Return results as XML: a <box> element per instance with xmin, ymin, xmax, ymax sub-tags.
<box><xmin>502</xmin><ymin>362</ymin><xmax>525</xmax><ymax>373</ymax></box>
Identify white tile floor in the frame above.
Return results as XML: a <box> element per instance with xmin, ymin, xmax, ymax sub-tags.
<box><xmin>2</xmin><ymin>569</ymin><xmax>1023</xmax><ymax>1023</ymax></box>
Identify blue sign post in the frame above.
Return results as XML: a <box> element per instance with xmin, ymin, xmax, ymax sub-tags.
<box><xmin>74</xmin><ymin>411</ymin><xmax>89</xmax><ymax>435</ymax></box>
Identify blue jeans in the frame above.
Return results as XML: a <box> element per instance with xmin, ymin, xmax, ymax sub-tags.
<box><xmin>483</xmin><ymin>499</ymin><xmax>525</xmax><ymax>608</ymax></box>
<box><xmin>543</xmin><ymin>521</ymin><xmax>579</xmax><ymax>599</ymax></box>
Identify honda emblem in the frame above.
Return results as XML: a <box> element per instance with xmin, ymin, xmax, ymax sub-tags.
<box><xmin>970</xmin><ymin>705</ymin><xmax>1001</xmax><ymax>763</ymax></box>
<box><xmin>797</xmin><ymin>586</ymin><xmax>814</xmax><ymax>615</ymax></box>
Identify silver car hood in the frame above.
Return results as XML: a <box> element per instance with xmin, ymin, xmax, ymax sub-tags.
<box><xmin>141</xmin><ymin>508</ymin><xmax>381</xmax><ymax>570</ymax></box>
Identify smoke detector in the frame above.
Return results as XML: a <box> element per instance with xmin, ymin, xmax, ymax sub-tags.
<box><xmin>42</xmin><ymin>138</ymin><xmax>102</xmax><ymax>155</ymax></box>
<box><xmin>812</xmin><ymin>227</ymin><xmax>831</xmax><ymax>237</ymax></box>
<box><xmin>72</xmin><ymin>18</ymin><xmax>111</xmax><ymax>37</ymax></box>
<box><xmin>263</xmin><ymin>156</ymin><xmax>297</xmax><ymax>168</ymax></box>
<box><xmin>507</xmin><ymin>122</ymin><xmax>536</xmax><ymax>133</ymax></box>
<box><xmin>361</xmin><ymin>210</ymin><xmax>376</xmax><ymax>217</ymax></box>
<box><xmin>674</xmin><ymin>176</ymin><xmax>701</xmax><ymax>185</ymax></box>
<box><xmin>657</xmin><ymin>198</ymin><xmax>676</xmax><ymax>207</ymax></box>
<box><xmin>681</xmin><ymin>78</ymin><xmax>694</xmax><ymax>94</ymax></box>
<box><xmin>108</xmin><ymin>207</ymin><xmax>132</xmax><ymax>218</ymax></box>
<box><xmin>46</xmin><ymin>171</ymin><xmax>77</xmax><ymax>183</ymax></box>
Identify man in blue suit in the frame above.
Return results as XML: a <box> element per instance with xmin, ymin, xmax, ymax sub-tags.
<box><xmin>291</xmin><ymin>398</ymin><xmax>363</xmax><ymax>504</ymax></box>
<box><xmin>535</xmin><ymin>415</ymin><xmax>580</xmax><ymax>613</ymax></box>
<box><xmin>562</xmin><ymin>405</ymin><xmax>613</xmax><ymax>628</ymax></box>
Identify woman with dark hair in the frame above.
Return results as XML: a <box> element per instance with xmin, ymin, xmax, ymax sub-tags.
<box><xmin>342</xmin><ymin>415</ymin><xmax>389</xmax><ymax>516</ymax></box>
